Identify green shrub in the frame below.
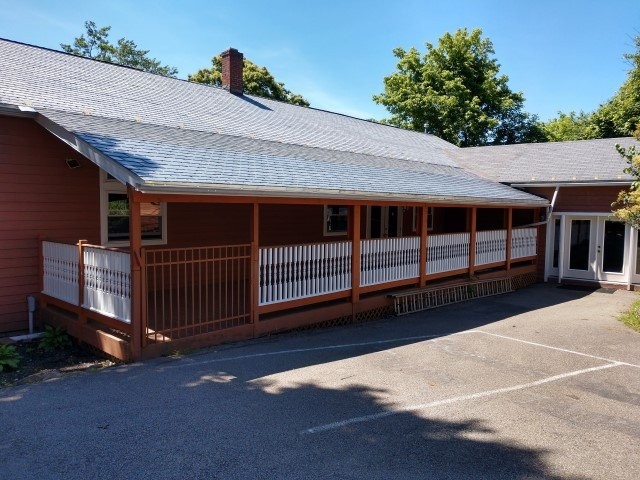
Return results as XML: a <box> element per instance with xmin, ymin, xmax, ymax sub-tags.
<box><xmin>39</xmin><ymin>325</ymin><xmax>72</xmax><ymax>352</ymax></box>
<box><xmin>0</xmin><ymin>344</ymin><xmax>20</xmax><ymax>372</ymax></box>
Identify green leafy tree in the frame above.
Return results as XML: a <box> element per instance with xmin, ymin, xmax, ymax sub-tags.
<box><xmin>373</xmin><ymin>28</ymin><xmax>539</xmax><ymax>146</ymax></box>
<box><xmin>612</xmin><ymin>128</ymin><xmax>640</xmax><ymax>226</ymax></box>
<box><xmin>593</xmin><ymin>36</ymin><xmax>640</xmax><ymax>137</ymax></box>
<box><xmin>61</xmin><ymin>20</ymin><xmax>178</xmax><ymax>77</ymax></box>
<box><xmin>540</xmin><ymin>111</ymin><xmax>600</xmax><ymax>141</ymax></box>
<box><xmin>189</xmin><ymin>56</ymin><xmax>310</xmax><ymax>107</ymax></box>
<box><xmin>544</xmin><ymin>35</ymin><xmax>640</xmax><ymax>141</ymax></box>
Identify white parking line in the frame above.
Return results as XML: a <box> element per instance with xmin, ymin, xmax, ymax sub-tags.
<box><xmin>159</xmin><ymin>333</ymin><xmax>454</xmax><ymax>370</ymax></box>
<box><xmin>301</xmin><ymin>362</ymin><xmax>623</xmax><ymax>435</ymax></box>
<box><xmin>472</xmin><ymin>330</ymin><xmax>640</xmax><ymax>369</ymax></box>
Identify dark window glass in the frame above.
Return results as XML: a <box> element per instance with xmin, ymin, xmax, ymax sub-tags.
<box><xmin>388</xmin><ymin>207</ymin><xmax>398</xmax><ymax>237</ymax></box>
<box><xmin>569</xmin><ymin>220</ymin><xmax>591</xmax><ymax>270</ymax></box>
<box><xmin>107</xmin><ymin>193</ymin><xmax>162</xmax><ymax>242</ymax></box>
<box><xmin>552</xmin><ymin>219</ymin><xmax>560</xmax><ymax>268</ymax></box>
<box><xmin>370</xmin><ymin>206</ymin><xmax>381</xmax><ymax>238</ymax></box>
<box><xmin>602</xmin><ymin>221</ymin><xmax>625</xmax><ymax>273</ymax></box>
<box><xmin>325</xmin><ymin>206</ymin><xmax>348</xmax><ymax>235</ymax></box>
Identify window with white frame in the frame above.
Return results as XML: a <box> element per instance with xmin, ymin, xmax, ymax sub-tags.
<box><xmin>324</xmin><ymin>205</ymin><xmax>348</xmax><ymax>236</ymax></box>
<box><xmin>100</xmin><ymin>172</ymin><xmax>167</xmax><ymax>245</ymax></box>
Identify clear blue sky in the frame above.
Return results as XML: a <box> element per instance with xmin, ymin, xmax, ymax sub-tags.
<box><xmin>0</xmin><ymin>0</ymin><xmax>638</xmax><ymax>121</ymax></box>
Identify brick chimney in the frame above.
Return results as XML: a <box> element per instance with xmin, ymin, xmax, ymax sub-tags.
<box><xmin>221</xmin><ymin>48</ymin><xmax>244</xmax><ymax>95</ymax></box>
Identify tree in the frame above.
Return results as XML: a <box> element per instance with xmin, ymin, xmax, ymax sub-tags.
<box><xmin>539</xmin><ymin>111</ymin><xmax>600</xmax><ymax>142</ymax></box>
<box><xmin>189</xmin><ymin>56</ymin><xmax>309</xmax><ymax>107</ymax></box>
<box><xmin>543</xmin><ymin>35</ymin><xmax>640</xmax><ymax>141</ymax></box>
<box><xmin>373</xmin><ymin>28</ymin><xmax>538</xmax><ymax>146</ymax></box>
<box><xmin>61</xmin><ymin>20</ymin><xmax>178</xmax><ymax>77</ymax></box>
<box><xmin>612</xmin><ymin>128</ymin><xmax>640</xmax><ymax>227</ymax></box>
<box><xmin>593</xmin><ymin>36</ymin><xmax>640</xmax><ymax>137</ymax></box>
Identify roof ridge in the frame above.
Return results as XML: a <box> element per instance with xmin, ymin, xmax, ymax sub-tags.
<box><xmin>0</xmin><ymin>37</ymin><xmax>457</xmax><ymax>146</ymax></box>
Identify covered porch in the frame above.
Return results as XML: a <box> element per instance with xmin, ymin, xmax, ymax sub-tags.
<box><xmin>37</xmin><ymin>191</ymin><xmax>542</xmax><ymax>361</ymax></box>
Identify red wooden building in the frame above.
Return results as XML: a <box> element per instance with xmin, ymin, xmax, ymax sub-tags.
<box><xmin>0</xmin><ymin>40</ymin><xmax>632</xmax><ymax>360</ymax></box>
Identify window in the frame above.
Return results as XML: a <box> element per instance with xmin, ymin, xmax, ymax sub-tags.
<box><xmin>101</xmin><ymin>172</ymin><xmax>167</xmax><ymax>245</ymax></box>
<box><xmin>412</xmin><ymin>207</ymin><xmax>434</xmax><ymax>232</ymax></box>
<box><xmin>324</xmin><ymin>205</ymin><xmax>348</xmax><ymax>236</ymax></box>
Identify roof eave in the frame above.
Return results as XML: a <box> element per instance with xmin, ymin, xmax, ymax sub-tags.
<box><xmin>137</xmin><ymin>180</ymin><xmax>549</xmax><ymax>207</ymax></box>
<box><xmin>35</xmin><ymin>112</ymin><xmax>144</xmax><ymax>188</ymax></box>
<box><xmin>508</xmin><ymin>180</ymin><xmax>632</xmax><ymax>187</ymax></box>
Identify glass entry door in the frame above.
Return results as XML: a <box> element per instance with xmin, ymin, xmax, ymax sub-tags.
<box><xmin>563</xmin><ymin>217</ymin><xmax>596</xmax><ymax>280</ymax></box>
<box><xmin>597</xmin><ymin>219</ymin><xmax>628</xmax><ymax>282</ymax></box>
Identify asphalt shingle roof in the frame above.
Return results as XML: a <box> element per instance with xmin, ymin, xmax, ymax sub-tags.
<box><xmin>41</xmin><ymin>109</ymin><xmax>542</xmax><ymax>204</ymax></box>
<box><xmin>0</xmin><ymin>38</ymin><xmax>547</xmax><ymax>205</ymax></box>
<box><xmin>456</xmin><ymin>138</ymin><xmax>638</xmax><ymax>184</ymax></box>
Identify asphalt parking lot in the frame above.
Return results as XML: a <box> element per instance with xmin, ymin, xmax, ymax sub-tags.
<box><xmin>1</xmin><ymin>284</ymin><xmax>639</xmax><ymax>480</ymax></box>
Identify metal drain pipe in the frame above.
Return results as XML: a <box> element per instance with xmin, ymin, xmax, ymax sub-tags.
<box><xmin>26</xmin><ymin>294</ymin><xmax>37</xmax><ymax>334</ymax></box>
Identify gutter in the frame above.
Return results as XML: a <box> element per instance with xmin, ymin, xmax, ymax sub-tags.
<box><xmin>138</xmin><ymin>181</ymin><xmax>549</xmax><ymax>208</ymax></box>
<box><xmin>512</xmin><ymin>181</ymin><xmax>631</xmax><ymax>187</ymax></box>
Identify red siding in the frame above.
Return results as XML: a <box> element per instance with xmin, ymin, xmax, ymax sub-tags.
<box><xmin>0</xmin><ymin>117</ymin><xmax>100</xmax><ymax>333</ymax></box>
<box><xmin>526</xmin><ymin>186</ymin><xmax>626</xmax><ymax>213</ymax></box>
<box><xmin>261</xmin><ymin>204</ymin><xmax>339</xmax><ymax>245</ymax></box>
<box><xmin>165</xmin><ymin>203</ymin><xmax>252</xmax><ymax>247</ymax></box>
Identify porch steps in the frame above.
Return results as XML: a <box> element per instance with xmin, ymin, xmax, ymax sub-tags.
<box><xmin>391</xmin><ymin>273</ymin><xmax>536</xmax><ymax>316</ymax></box>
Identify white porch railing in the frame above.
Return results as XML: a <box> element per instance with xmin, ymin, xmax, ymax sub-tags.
<box><xmin>83</xmin><ymin>247</ymin><xmax>132</xmax><ymax>323</ymax></box>
<box><xmin>42</xmin><ymin>241</ymin><xmax>79</xmax><ymax>305</ymax></box>
<box><xmin>511</xmin><ymin>227</ymin><xmax>537</xmax><ymax>259</ymax></box>
<box><xmin>475</xmin><ymin>230</ymin><xmax>507</xmax><ymax>266</ymax></box>
<box><xmin>41</xmin><ymin>241</ymin><xmax>131</xmax><ymax>324</ymax></box>
<box><xmin>360</xmin><ymin>236</ymin><xmax>420</xmax><ymax>287</ymax></box>
<box><xmin>427</xmin><ymin>232</ymin><xmax>470</xmax><ymax>274</ymax></box>
<box><xmin>259</xmin><ymin>241</ymin><xmax>352</xmax><ymax>305</ymax></box>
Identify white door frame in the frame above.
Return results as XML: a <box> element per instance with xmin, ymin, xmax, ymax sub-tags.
<box><xmin>546</xmin><ymin>213</ymin><xmax>636</xmax><ymax>286</ymax></box>
<box><xmin>563</xmin><ymin>215</ymin><xmax>597</xmax><ymax>280</ymax></box>
<box><xmin>596</xmin><ymin>218</ymin><xmax>629</xmax><ymax>283</ymax></box>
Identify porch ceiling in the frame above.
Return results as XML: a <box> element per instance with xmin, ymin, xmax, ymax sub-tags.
<box><xmin>36</xmin><ymin>109</ymin><xmax>548</xmax><ymax>207</ymax></box>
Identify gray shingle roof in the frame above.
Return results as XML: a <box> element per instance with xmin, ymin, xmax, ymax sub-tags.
<box><xmin>456</xmin><ymin>137</ymin><xmax>638</xmax><ymax>184</ymax></box>
<box><xmin>42</xmin><ymin>109</ymin><xmax>544</xmax><ymax>205</ymax></box>
<box><xmin>0</xmin><ymin>38</ymin><xmax>547</xmax><ymax>206</ymax></box>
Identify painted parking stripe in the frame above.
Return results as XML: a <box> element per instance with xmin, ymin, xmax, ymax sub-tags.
<box><xmin>301</xmin><ymin>362</ymin><xmax>623</xmax><ymax>435</ymax></box>
<box><xmin>472</xmin><ymin>330</ymin><xmax>640</xmax><ymax>369</ymax></box>
<box><xmin>159</xmin><ymin>333</ymin><xmax>454</xmax><ymax>370</ymax></box>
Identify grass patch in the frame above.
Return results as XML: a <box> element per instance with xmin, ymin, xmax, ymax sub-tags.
<box><xmin>619</xmin><ymin>298</ymin><xmax>640</xmax><ymax>332</ymax></box>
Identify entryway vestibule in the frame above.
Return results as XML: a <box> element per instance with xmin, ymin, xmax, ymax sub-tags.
<box><xmin>546</xmin><ymin>213</ymin><xmax>637</xmax><ymax>286</ymax></box>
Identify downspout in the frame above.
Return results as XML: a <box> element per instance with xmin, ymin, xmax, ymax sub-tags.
<box><xmin>543</xmin><ymin>186</ymin><xmax>560</xmax><ymax>282</ymax></box>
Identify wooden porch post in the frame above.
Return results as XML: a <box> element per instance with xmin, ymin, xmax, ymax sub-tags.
<box><xmin>469</xmin><ymin>207</ymin><xmax>477</xmax><ymax>276</ymax></box>
<box><xmin>251</xmin><ymin>202</ymin><xmax>260</xmax><ymax>334</ymax></box>
<box><xmin>128</xmin><ymin>186</ymin><xmax>143</xmax><ymax>360</ymax></box>
<box><xmin>506</xmin><ymin>208</ymin><xmax>513</xmax><ymax>271</ymax></box>
<box><xmin>419</xmin><ymin>206</ymin><xmax>428</xmax><ymax>287</ymax></box>
<box><xmin>351</xmin><ymin>205</ymin><xmax>361</xmax><ymax>314</ymax></box>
